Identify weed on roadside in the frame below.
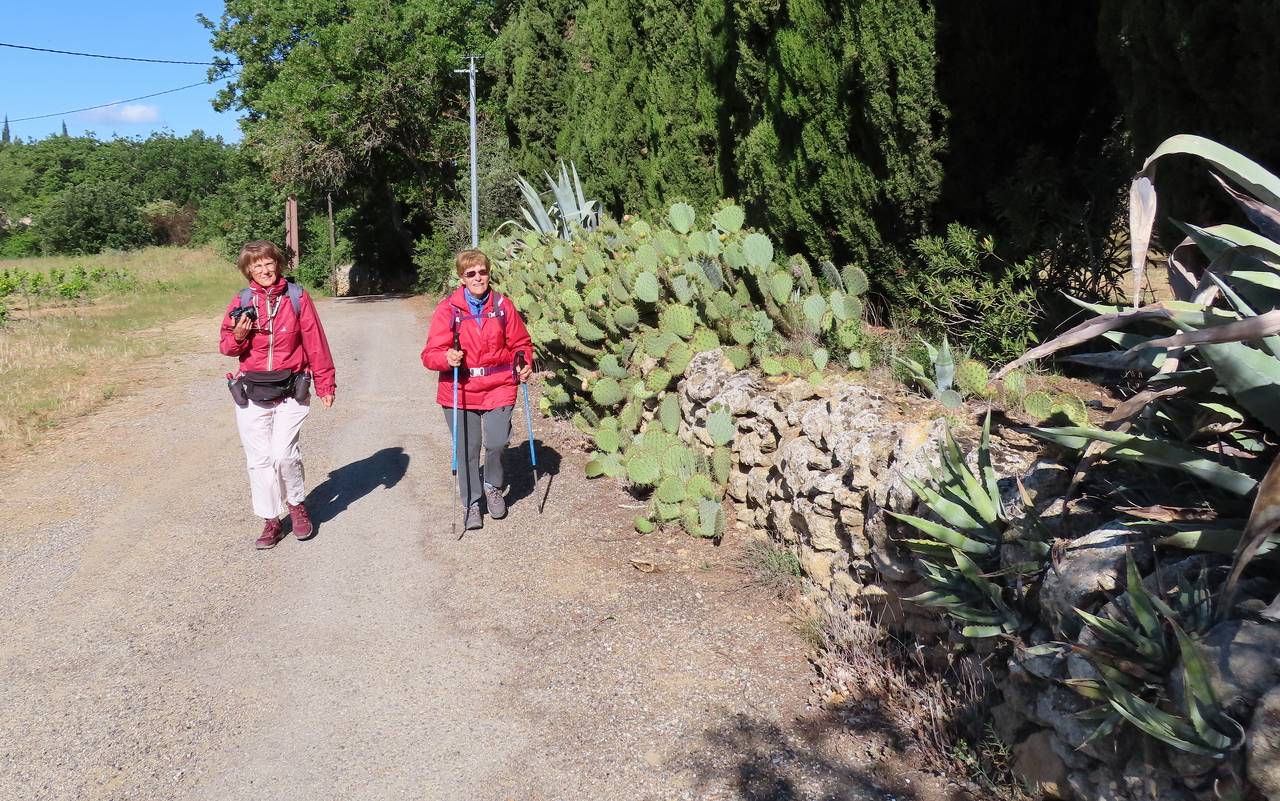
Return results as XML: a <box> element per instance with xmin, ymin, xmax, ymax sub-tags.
<box><xmin>811</xmin><ymin>607</ymin><xmax>1030</xmax><ymax>800</ymax></box>
<box><xmin>737</xmin><ymin>538</ymin><xmax>803</xmax><ymax>598</ymax></box>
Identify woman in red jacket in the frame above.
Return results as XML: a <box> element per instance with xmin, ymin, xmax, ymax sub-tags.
<box><xmin>422</xmin><ymin>249</ymin><xmax>534</xmax><ymax>531</ymax></box>
<box><xmin>220</xmin><ymin>240</ymin><xmax>337</xmax><ymax>549</ymax></box>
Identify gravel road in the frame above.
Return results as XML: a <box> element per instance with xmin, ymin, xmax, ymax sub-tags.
<box><xmin>0</xmin><ymin>295</ymin><xmax>931</xmax><ymax>801</ymax></box>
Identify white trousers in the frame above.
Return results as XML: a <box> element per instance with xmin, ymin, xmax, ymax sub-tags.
<box><xmin>234</xmin><ymin>396</ymin><xmax>311</xmax><ymax>519</ymax></box>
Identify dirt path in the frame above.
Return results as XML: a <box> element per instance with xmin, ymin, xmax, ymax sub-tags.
<box><xmin>0</xmin><ymin>296</ymin><xmax>942</xmax><ymax>801</ymax></box>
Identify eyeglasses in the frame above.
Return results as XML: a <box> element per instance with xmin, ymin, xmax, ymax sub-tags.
<box><xmin>463</xmin><ymin>269</ymin><xmax>489</xmax><ymax>278</ymax></box>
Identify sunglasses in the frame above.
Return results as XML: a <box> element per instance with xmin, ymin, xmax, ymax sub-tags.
<box><xmin>463</xmin><ymin>269</ymin><xmax>489</xmax><ymax>278</ymax></box>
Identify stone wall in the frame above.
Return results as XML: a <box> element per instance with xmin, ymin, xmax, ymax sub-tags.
<box><xmin>675</xmin><ymin>350</ymin><xmax>1280</xmax><ymax>801</ymax></box>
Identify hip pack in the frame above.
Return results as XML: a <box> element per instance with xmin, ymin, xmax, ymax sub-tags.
<box><xmin>232</xmin><ymin>369</ymin><xmax>305</xmax><ymax>404</ymax></box>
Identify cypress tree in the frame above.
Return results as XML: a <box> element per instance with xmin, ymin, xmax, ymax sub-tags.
<box><xmin>61</xmin><ymin>120</ymin><xmax>69</xmax><ymax>137</ymax></box>
<box><xmin>730</xmin><ymin>0</ymin><xmax>946</xmax><ymax>273</ymax></box>
<box><xmin>2</xmin><ymin>115</ymin><xmax>9</xmax><ymax>145</ymax></box>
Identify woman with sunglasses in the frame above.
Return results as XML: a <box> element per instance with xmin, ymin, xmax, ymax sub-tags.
<box><xmin>421</xmin><ymin>249</ymin><xmax>534</xmax><ymax>530</ymax></box>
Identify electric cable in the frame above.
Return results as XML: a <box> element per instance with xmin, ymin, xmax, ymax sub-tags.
<box><xmin>9</xmin><ymin>75</ymin><xmax>236</xmax><ymax>123</ymax></box>
<box><xmin>0</xmin><ymin>41</ymin><xmax>220</xmax><ymax>66</ymax></box>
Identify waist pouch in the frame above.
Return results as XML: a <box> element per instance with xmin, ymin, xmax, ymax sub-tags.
<box><xmin>240</xmin><ymin>369</ymin><xmax>297</xmax><ymax>403</ymax></box>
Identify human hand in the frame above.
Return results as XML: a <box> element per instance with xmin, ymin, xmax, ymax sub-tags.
<box><xmin>446</xmin><ymin>348</ymin><xmax>465</xmax><ymax>367</ymax></box>
<box><xmin>232</xmin><ymin>313</ymin><xmax>254</xmax><ymax>343</ymax></box>
<box><xmin>321</xmin><ymin>394</ymin><xmax>335</xmax><ymax>408</ymax></box>
<box><xmin>517</xmin><ymin>364</ymin><xmax>533</xmax><ymax>383</ymax></box>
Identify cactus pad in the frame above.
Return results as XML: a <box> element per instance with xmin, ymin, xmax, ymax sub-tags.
<box><xmin>665</xmin><ymin>342</ymin><xmax>694</xmax><ymax>375</ymax></box>
<box><xmin>1022</xmin><ymin>390</ymin><xmax>1053</xmax><ymax>420</ymax></box>
<box><xmin>769</xmin><ymin>272</ymin><xmax>794</xmax><ymax>305</ymax></box>
<box><xmin>841</xmin><ymin>265</ymin><xmax>869</xmax><ymax>296</ymax></box>
<box><xmin>1002</xmin><ymin>370</ymin><xmax>1027</xmax><ymax>399</ymax></box>
<box><xmin>690</xmin><ymin>328</ymin><xmax>720</xmax><ymax>353</ymax></box>
<box><xmin>594</xmin><ymin>425</ymin><xmax>620</xmax><ymax>454</ymax></box>
<box><xmin>686</xmin><ymin>474</ymin><xmax>716</xmax><ymax>501</ymax></box>
<box><xmin>723</xmin><ymin>346</ymin><xmax>751</xmax><ymax>370</ymax></box>
<box><xmin>761</xmin><ymin>356</ymin><xmax>784</xmax><ymax>376</ymax></box>
<box><xmin>657</xmin><ymin>475</ymin><xmax>687</xmax><ymax>504</ymax></box>
<box><xmin>706</xmin><ymin>408</ymin><xmax>735</xmax><ymax>446</ymax></box>
<box><xmin>612</xmin><ymin>305</ymin><xmax>639</xmax><ymax>331</ymax></box>
<box><xmin>802</xmin><ymin>294</ymin><xmax>828</xmax><ymax>327</ymax></box>
<box><xmin>694</xmin><ymin>499</ymin><xmax>724</xmax><ymax>539</ymax></box>
<box><xmin>659</xmin><ymin>394</ymin><xmax>682</xmax><ymax>434</ymax></box>
<box><xmin>938</xmin><ymin>389</ymin><xmax>963</xmax><ymax>409</ymax></box>
<box><xmin>743</xmin><ymin>232</ymin><xmax>774</xmax><ymax>268</ymax></box>
<box><xmin>955</xmin><ymin>359</ymin><xmax>991</xmax><ymax>398</ymax></box>
<box><xmin>634</xmin><ymin>516</ymin><xmax>656</xmax><ymax>534</ymax></box>
<box><xmin>660</xmin><ymin>305</ymin><xmax>697</xmax><ymax>339</ymax></box>
<box><xmin>712</xmin><ymin>204</ymin><xmax>745</xmax><ymax>233</ymax></box>
<box><xmin>590</xmin><ymin>377</ymin><xmax>625</xmax><ymax>407</ymax></box>
<box><xmin>626</xmin><ymin>454</ymin><xmax>660</xmax><ymax>486</ymax></box>
<box><xmin>645</xmin><ymin>368</ymin><xmax>673</xmax><ymax>393</ymax></box>
<box><xmin>712</xmin><ymin>447</ymin><xmax>733</xmax><ymax>485</ymax></box>
<box><xmin>729</xmin><ymin>320</ymin><xmax>755</xmax><ymax>346</ymax></box>
<box><xmin>1051</xmin><ymin>394</ymin><xmax>1088</xmax><ymax>425</ymax></box>
<box><xmin>812</xmin><ymin>348</ymin><xmax>830</xmax><ymax>372</ymax></box>
<box><xmin>633</xmin><ymin>271</ymin><xmax>660</xmax><ymax>303</ymax></box>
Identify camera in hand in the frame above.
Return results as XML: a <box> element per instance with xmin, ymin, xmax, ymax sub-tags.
<box><xmin>230</xmin><ymin>305</ymin><xmax>258</xmax><ymax>324</ymax></box>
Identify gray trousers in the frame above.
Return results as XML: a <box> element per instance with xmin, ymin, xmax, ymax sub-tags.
<box><xmin>443</xmin><ymin>405</ymin><xmax>513</xmax><ymax>506</ymax></box>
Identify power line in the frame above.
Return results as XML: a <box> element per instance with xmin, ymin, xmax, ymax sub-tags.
<box><xmin>10</xmin><ymin>76</ymin><xmax>235</xmax><ymax>123</ymax></box>
<box><xmin>0</xmin><ymin>41</ymin><xmax>219</xmax><ymax>66</ymax></box>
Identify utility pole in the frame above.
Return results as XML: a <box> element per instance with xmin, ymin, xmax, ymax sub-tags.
<box><xmin>453</xmin><ymin>55</ymin><xmax>481</xmax><ymax>248</ymax></box>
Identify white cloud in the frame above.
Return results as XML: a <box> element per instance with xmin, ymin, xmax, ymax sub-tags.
<box><xmin>80</xmin><ymin>104</ymin><xmax>160</xmax><ymax>125</ymax></box>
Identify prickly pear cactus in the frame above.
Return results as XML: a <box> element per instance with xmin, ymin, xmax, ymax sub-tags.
<box><xmin>1022</xmin><ymin>390</ymin><xmax>1053</xmax><ymax>421</ymax></box>
<box><xmin>955</xmin><ymin>359</ymin><xmax>991</xmax><ymax>398</ymax></box>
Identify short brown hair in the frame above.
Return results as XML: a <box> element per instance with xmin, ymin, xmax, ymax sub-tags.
<box><xmin>455</xmin><ymin>249</ymin><xmax>490</xmax><ymax>277</ymax></box>
<box><xmin>236</xmin><ymin>240</ymin><xmax>287</xmax><ymax>280</ymax></box>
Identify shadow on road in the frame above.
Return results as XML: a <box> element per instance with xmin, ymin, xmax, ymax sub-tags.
<box><xmin>305</xmin><ymin>446</ymin><xmax>411</xmax><ymax>528</ymax></box>
<box><xmin>683</xmin><ymin>711</ymin><xmax>931</xmax><ymax>801</ymax></box>
<box><xmin>501</xmin><ymin>440</ymin><xmax>562</xmax><ymax>510</ymax></box>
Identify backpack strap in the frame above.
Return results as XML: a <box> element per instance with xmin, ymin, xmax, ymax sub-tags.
<box><xmin>238</xmin><ymin>281</ymin><xmax>303</xmax><ymax>315</ymax></box>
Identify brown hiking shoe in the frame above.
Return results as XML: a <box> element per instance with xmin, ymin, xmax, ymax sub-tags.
<box><xmin>464</xmin><ymin>501</ymin><xmax>484</xmax><ymax>531</ymax></box>
<box><xmin>484</xmin><ymin>483</ymin><xmax>507</xmax><ymax>520</ymax></box>
<box><xmin>255</xmin><ymin>517</ymin><xmax>285</xmax><ymax>550</ymax></box>
<box><xmin>288</xmin><ymin>502</ymin><xmax>315</xmax><ymax>540</ymax></box>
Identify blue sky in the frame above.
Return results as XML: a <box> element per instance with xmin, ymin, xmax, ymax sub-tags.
<box><xmin>1</xmin><ymin>1</ymin><xmax>241</xmax><ymax>143</ymax></box>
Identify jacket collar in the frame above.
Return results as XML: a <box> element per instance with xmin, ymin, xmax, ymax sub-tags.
<box><xmin>250</xmin><ymin>277</ymin><xmax>287</xmax><ymax>297</ymax></box>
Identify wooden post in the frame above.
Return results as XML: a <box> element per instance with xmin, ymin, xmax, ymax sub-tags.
<box><xmin>285</xmin><ymin>194</ymin><xmax>300</xmax><ymax>271</ymax></box>
<box><xmin>327</xmin><ymin>192</ymin><xmax>337</xmax><ymax>296</ymax></box>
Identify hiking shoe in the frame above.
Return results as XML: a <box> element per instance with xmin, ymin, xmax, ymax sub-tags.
<box><xmin>255</xmin><ymin>517</ymin><xmax>285</xmax><ymax>550</ymax></box>
<box><xmin>484</xmin><ymin>483</ymin><xmax>507</xmax><ymax>520</ymax></box>
<box><xmin>464</xmin><ymin>501</ymin><xmax>484</xmax><ymax>531</ymax></box>
<box><xmin>288</xmin><ymin>502</ymin><xmax>315</xmax><ymax>541</ymax></box>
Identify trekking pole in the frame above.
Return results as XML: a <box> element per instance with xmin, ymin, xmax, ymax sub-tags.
<box><xmin>515</xmin><ymin>352</ymin><xmax>550</xmax><ymax>513</ymax></box>
<box><xmin>451</xmin><ymin>327</ymin><xmax>466</xmax><ymax>540</ymax></box>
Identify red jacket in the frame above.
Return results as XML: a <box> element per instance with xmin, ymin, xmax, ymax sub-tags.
<box><xmin>219</xmin><ymin>279</ymin><xmax>337</xmax><ymax>397</ymax></box>
<box><xmin>422</xmin><ymin>286</ymin><xmax>534</xmax><ymax>410</ymax></box>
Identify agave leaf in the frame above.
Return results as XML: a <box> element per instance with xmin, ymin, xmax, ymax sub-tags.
<box><xmin>1028</xmin><ymin>426</ymin><xmax>1258</xmax><ymax>496</ymax></box>
<box><xmin>1064</xmin><ymin>679</ymin><xmax>1108</xmax><ymax>701</ymax></box>
<box><xmin>1139</xmin><ymin>309</ymin><xmax>1280</xmax><ymax>351</ymax></box>
<box><xmin>961</xmin><ymin>624</ymin><xmax>1007</xmax><ymax>638</ymax></box>
<box><xmin>1170</xmin><ymin>621</ymin><xmax>1246</xmax><ymax>751</ymax></box>
<box><xmin>903</xmin><ymin>476</ymin><xmax>988</xmax><ymax>536</ymax></box>
<box><xmin>902</xmin><ymin>538</ymin><xmax>956</xmax><ymax>560</ymax></box>
<box><xmin>936</xmin><ymin>338</ymin><xmax>956</xmax><ymax>391</ymax></box>
<box><xmin>996</xmin><ymin>305</ymin><xmax>1177</xmax><ymax>378</ymax></box>
<box><xmin>978</xmin><ymin>411</ymin><xmax>1002</xmax><ymax>513</ymax></box>
<box><xmin>941</xmin><ymin>427</ymin><xmax>999</xmax><ymax>526</ymax></box>
<box><xmin>1193</xmin><ymin>331</ymin><xmax>1280</xmax><ymax>436</ymax></box>
<box><xmin>952</xmin><ymin>549</ymin><xmax>1005</xmax><ymax>608</ymax></box>
<box><xmin>887</xmin><ymin>512</ymin><xmax>995</xmax><ymax>555</ymax></box>
<box><xmin>1124</xmin><ymin>552</ymin><xmax>1162</xmax><ymax>640</ymax></box>
<box><xmin>1167</xmin><ymin>237</ymin><xmax>1203</xmax><ymax>301</ymax></box>
<box><xmin>1223</xmin><ymin>454</ymin><xmax>1280</xmax><ymax>611</ymax></box>
<box><xmin>1101</xmin><ymin>678</ymin><xmax>1224</xmax><ymax>756</ymax></box>
<box><xmin>1130</xmin><ymin>176</ymin><xmax>1158</xmax><ymax>308</ymax></box>
<box><xmin>1177</xmin><ymin>221</ymin><xmax>1280</xmax><ymax>267</ymax></box>
<box><xmin>1079</xmin><ymin>712</ymin><xmax>1126</xmax><ymax>750</ymax></box>
<box><xmin>908</xmin><ymin>589</ymin><xmax>966</xmax><ymax>607</ymax></box>
<box><xmin>1141</xmin><ymin>134</ymin><xmax>1280</xmax><ymax>209</ymax></box>
<box><xmin>1213</xmin><ymin>172</ymin><xmax>1280</xmax><ymax>242</ymax></box>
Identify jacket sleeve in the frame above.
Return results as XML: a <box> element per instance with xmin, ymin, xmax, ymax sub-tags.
<box><xmin>421</xmin><ymin>300</ymin><xmax>456</xmax><ymax>372</ymax></box>
<box><xmin>504</xmin><ymin>303</ymin><xmax>535</xmax><ymax>369</ymax></box>
<box><xmin>219</xmin><ymin>296</ymin><xmax>250</xmax><ymax>356</ymax></box>
<box><xmin>297</xmin><ymin>292</ymin><xmax>337</xmax><ymax>396</ymax></box>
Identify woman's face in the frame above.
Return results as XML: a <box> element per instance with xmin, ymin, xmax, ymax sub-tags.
<box><xmin>248</xmin><ymin>256</ymin><xmax>280</xmax><ymax>288</ymax></box>
<box><xmin>461</xmin><ymin>262</ymin><xmax>490</xmax><ymax>296</ymax></box>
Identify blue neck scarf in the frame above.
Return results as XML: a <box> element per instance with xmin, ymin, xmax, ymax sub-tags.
<box><xmin>464</xmin><ymin>287</ymin><xmax>490</xmax><ymax>329</ymax></box>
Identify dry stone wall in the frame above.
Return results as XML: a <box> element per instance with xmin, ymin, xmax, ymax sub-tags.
<box><xmin>674</xmin><ymin>350</ymin><xmax>1280</xmax><ymax>801</ymax></box>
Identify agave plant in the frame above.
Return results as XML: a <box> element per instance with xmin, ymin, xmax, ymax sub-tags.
<box><xmin>997</xmin><ymin>135</ymin><xmax>1280</xmax><ymax>589</ymax></box>
<box><xmin>1063</xmin><ymin>555</ymin><xmax>1243</xmax><ymax>758</ymax></box>
<box><xmin>894</xmin><ymin>336</ymin><xmax>962</xmax><ymax>408</ymax></box>
<box><xmin>889</xmin><ymin>412</ymin><xmax>1051</xmax><ymax>637</ymax></box>
<box><xmin>512</xmin><ymin>160</ymin><xmax>600</xmax><ymax>241</ymax></box>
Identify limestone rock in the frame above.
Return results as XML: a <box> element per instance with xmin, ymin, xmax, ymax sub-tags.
<box><xmin>792</xmin><ymin>497</ymin><xmax>842</xmax><ymax>552</ymax></box>
<box><xmin>1038</xmin><ymin>522</ymin><xmax>1153</xmax><ymax>639</ymax></box>
<box><xmin>1012</xmin><ymin>730</ymin><xmax>1071</xmax><ymax>800</ymax></box>
<box><xmin>777</xmin><ymin>437</ymin><xmax>832</xmax><ymax>498</ymax></box>
<box><xmin>1246</xmin><ymin>684</ymin><xmax>1280</xmax><ymax>801</ymax></box>
<box><xmin>799</xmin><ymin>548</ymin><xmax>839</xmax><ymax>591</ymax></box>
<box><xmin>1171</xmin><ymin>620</ymin><xmax>1280</xmax><ymax>722</ymax></box>
<box><xmin>704</xmin><ymin>369</ymin><xmax>761</xmax><ymax>416</ymax></box>
<box><xmin>682</xmin><ymin>349</ymin><xmax>736</xmax><ymax>403</ymax></box>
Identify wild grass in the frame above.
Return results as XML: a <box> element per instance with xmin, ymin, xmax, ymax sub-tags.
<box><xmin>737</xmin><ymin>537</ymin><xmax>804</xmax><ymax>598</ymax></box>
<box><xmin>0</xmin><ymin>247</ymin><xmax>241</xmax><ymax>450</ymax></box>
<box><xmin>812</xmin><ymin>607</ymin><xmax>1031</xmax><ymax>800</ymax></box>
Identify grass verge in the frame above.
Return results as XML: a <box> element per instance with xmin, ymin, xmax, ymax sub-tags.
<box><xmin>0</xmin><ymin>246</ymin><xmax>241</xmax><ymax>451</ymax></box>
